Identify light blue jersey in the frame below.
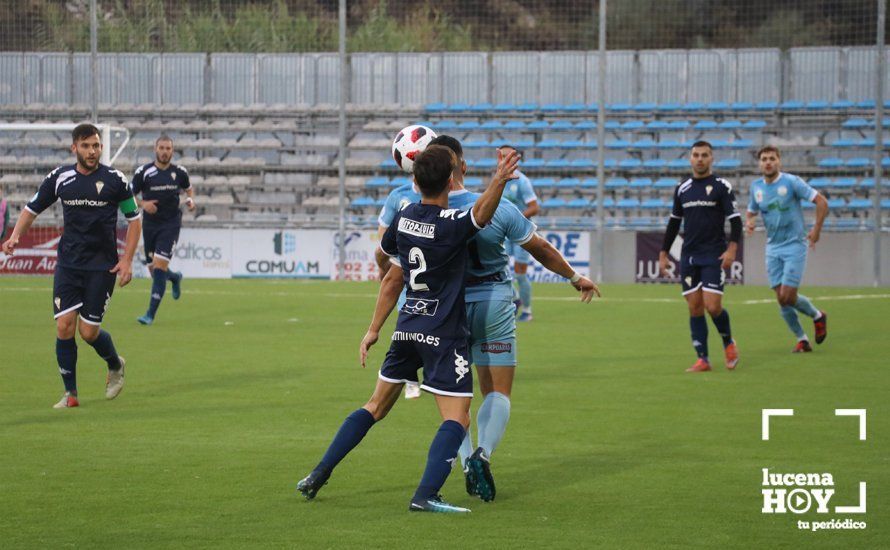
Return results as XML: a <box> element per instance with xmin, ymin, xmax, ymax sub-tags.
<box><xmin>377</xmin><ymin>183</ymin><xmax>421</xmax><ymax>227</ymax></box>
<box><xmin>748</xmin><ymin>172</ymin><xmax>817</xmax><ymax>252</ymax></box>
<box><xmin>502</xmin><ymin>170</ymin><xmax>537</xmax><ymax>212</ymax></box>
<box><xmin>449</xmin><ymin>189</ymin><xmax>537</xmax><ymax>303</ymax></box>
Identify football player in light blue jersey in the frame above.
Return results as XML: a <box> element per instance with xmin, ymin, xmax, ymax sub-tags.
<box><xmin>419</xmin><ymin>136</ymin><xmax>598</xmax><ymax>501</ymax></box>
<box><xmin>497</xmin><ymin>145</ymin><xmax>539</xmax><ymax>322</ymax></box>
<box><xmin>746</xmin><ymin>146</ymin><xmax>830</xmax><ymax>352</ymax></box>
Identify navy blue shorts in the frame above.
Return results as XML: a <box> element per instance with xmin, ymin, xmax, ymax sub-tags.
<box><xmin>53</xmin><ymin>266</ymin><xmax>117</xmax><ymax>325</ymax></box>
<box><xmin>679</xmin><ymin>254</ymin><xmax>725</xmax><ymax>296</ymax></box>
<box><xmin>379</xmin><ymin>335</ymin><xmax>473</xmax><ymax>397</ymax></box>
<box><xmin>143</xmin><ymin>221</ymin><xmax>180</xmax><ymax>263</ymax></box>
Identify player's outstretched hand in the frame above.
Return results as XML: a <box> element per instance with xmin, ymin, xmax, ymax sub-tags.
<box><xmin>360</xmin><ymin>330</ymin><xmax>379</xmax><ymax>368</ymax></box>
<box><xmin>806</xmin><ymin>227</ymin><xmax>820</xmax><ymax>249</ymax></box>
<box><xmin>142</xmin><ymin>200</ymin><xmax>158</xmax><ymax>214</ymax></box>
<box><xmin>1</xmin><ymin>236</ymin><xmax>18</xmax><ymax>256</ymax></box>
<box><xmin>111</xmin><ymin>260</ymin><xmax>133</xmax><ymax>287</ymax></box>
<box><xmin>572</xmin><ymin>276</ymin><xmax>600</xmax><ymax>303</ymax></box>
<box><xmin>493</xmin><ymin>150</ymin><xmax>521</xmax><ymax>184</ymax></box>
<box><xmin>745</xmin><ymin>219</ymin><xmax>756</xmax><ymax>236</ymax></box>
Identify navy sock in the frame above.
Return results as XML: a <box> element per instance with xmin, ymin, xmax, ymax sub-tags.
<box><xmin>689</xmin><ymin>315</ymin><xmax>709</xmax><ymax>361</ymax></box>
<box><xmin>147</xmin><ymin>268</ymin><xmax>167</xmax><ymax>318</ymax></box>
<box><xmin>56</xmin><ymin>337</ymin><xmax>78</xmax><ymax>394</ymax></box>
<box><xmin>166</xmin><ymin>270</ymin><xmax>181</xmax><ymax>283</ymax></box>
<box><xmin>710</xmin><ymin>309</ymin><xmax>733</xmax><ymax>347</ymax></box>
<box><xmin>413</xmin><ymin>420</ymin><xmax>466</xmax><ymax>501</ymax></box>
<box><xmin>315</xmin><ymin>408</ymin><xmax>376</xmax><ymax>474</ymax></box>
<box><xmin>87</xmin><ymin>329</ymin><xmax>122</xmax><ymax>370</ymax></box>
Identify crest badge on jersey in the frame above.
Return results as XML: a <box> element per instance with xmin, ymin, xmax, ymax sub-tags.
<box><xmin>95</xmin><ymin>181</ymin><xmax>104</xmax><ymax>195</ymax></box>
<box><xmin>705</xmin><ymin>185</ymin><xmax>713</xmax><ymax>196</ymax></box>
<box><xmin>778</xmin><ymin>186</ymin><xmax>788</xmax><ymax>197</ymax></box>
<box><xmin>171</xmin><ymin>172</ymin><xmax>177</xmax><ymax>181</ymax></box>
<box><xmin>755</xmin><ymin>190</ymin><xmax>764</xmax><ymax>203</ymax></box>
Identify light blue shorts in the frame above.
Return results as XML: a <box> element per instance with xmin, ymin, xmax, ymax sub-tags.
<box><xmin>766</xmin><ymin>246</ymin><xmax>808</xmax><ymax>288</ymax></box>
<box><xmin>506</xmin><ymin>239</ymin><xmax>532</xmax><ymax>266</ymax></box>
<box><xmin>466</xmin><ymin>299</ymin><xmax>517</xmax><ymax>367</ymax></box>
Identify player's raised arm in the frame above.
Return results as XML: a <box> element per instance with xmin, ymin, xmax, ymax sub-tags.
<box><xmin>471</xmin><ymin>150</ymin><xmax>520</xmax><ymax>227</ymax></box>
<box><xmin>521</xmin><ymin>235</ymin><xmax>599</xmax><ymax>302</ymax></box>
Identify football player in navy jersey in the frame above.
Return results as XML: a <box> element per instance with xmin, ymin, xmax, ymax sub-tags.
<box><xmin>296</xmin><ymin>145</ymin><xmax>520</xmax><ymax>513</ymax></box>
<box><xmin>659</xmin><ymin>141</ymin><xmax>742</xmax><ymax>372</ymax></box>
<box><xmin>132</xmin><ymin>135</ymin><xmax>195</xmax><ymax>325</ymax></box>
<box><xmin>2</xmin><ymin>124</ymin><xmax>142</xmax><ymax>408</ymax></box>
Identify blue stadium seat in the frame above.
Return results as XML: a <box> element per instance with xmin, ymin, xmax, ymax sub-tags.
<box><xmin>463</xmin><ymin>139</ymin><xmax>490</xmax><ymax>149</ymax></box>
<box><xmin>470</xmin><ymin>103</ymin><xmax>494</xmax><ymax>113</ymax></box>
<box><xmin>391</xmin><ymin>176</ymin><xmax>411</xmax><ymax>187</ymax></box>
<box><xmin>856</xmin><ymin>100</ymin><xmax>876</xmax><ymax>109</ymax></box>
<box><xmin>379</xmin><ymin>159</ymin><xmax>398</xmax><ymax>170</ymax></box>
<box><xmin>647</xmin><ymin>120</ymin><xmax>670</xmax><ymax>131</ymax></box>
<box><xmin>458</xmin><ymin>121</ymin><xmax>480</xmax><ymax>130</ymax></box>
<box><xmin>603</xmin><ymin>158</ymin><xmax>618</xmax><ymax>168</ymax></box>
<box><xmin>718</xmin><ymin>120</ymin><xmax>742</xmax><ymax>130</ymax></box>
<box><xmin>557</xmin><ymin>177</ymin><xmax>581</xmax><ymax>189</ymax></box>
<box><xmin>448</xmin><ymin>103</ymin><xmax>471</xmax><ymax>112</ymax></box>
<box><xmin>374</xmin><ymin>198</ymin><xmax>387</xmax><ymax>208</ymax></box>
<box><xmin>742</xmin><ymin>120</ymin><xmax>767</xmax><ymax>129</ymax></box>
<box><xmin>633</xmin><ymin>102</ymin><xmax>658</xmax><ymax>112</ymax></box>
<box><xmin>565</xmin><ymin>103</ymin><xmax>587</xmax><ymax>112</ymax></box>
<box><xmin>502</xmin><ymin>121</ymin><xmax>526</xmax><ymax>130</ymax></box>
<box><xmin>715</xmin><ymin>159</ymin><xmax>742</xmax><ymax>169</ymax></box>
<box><xmin>621</xmin><ymin>121</ymin><xmax>646</xmax><ymax>131</ymax></box>
<box><xmin>536</xmin><ymin>139</ymin><xmax>561</xmax><ymax>149</ymax></box>
<box><xmin>570</xmin><ymin>159</ymin><xmax>596</xmax><ymax>169</ymax></box>
<box><xmin>641</xmin><ymin>198</ymin><xmax>668</xmax><ymax>209</ymax></box>
<box><xmin>574</xmin><ymin>121</ymin><xmax>597</xmax><ymax>130</ymax></box>
<box><xmin>581</xmin><ymin>177</ymin><xmax>599</xmax><ymax>188</ymax></box>
<box><xmin>847</xmin><ymin>198</ymin><xmax>872</xmax><ymax>210</ymax></box>
<box><xmin>533</xmin><ymin>177</ymin><xmax>557</xmax><ymax>190</ymax></box>
<box><xmin>834</xmin><ymin>177</ymin><xmax>857</xmax><ymax>189</ymax></box>
<box><xmin>882</xmin><ymin>199</ymin><xmax>890</xmax><ymax>209</ymax></box>
<box><xmin>608</xmin><ymin>139</ymin><xmax>633</xmax><ymax>149</ymax></box>
<box><xmin>807</xmin><ymin>177</ymin><xmax>832</xmax><ymax>189</ymax></box>
<box><xmin>617</xmin><ymin>198</ymin><xmax>641</xmax><ymax>209</ymax></box>
<box><xmin>831</xmin><ymin>138</ymin><xmax>859</xmax><ymax>148</ymax></box>
<box><xmin>682</xmin><ymin>102</ymin><xmax>705</xmax><ymax>112</ymax></box>
<box><xmin>464</xmin><ymin>177</ymin><xmax>483</xmax><ymax>188</ymax></box>
<box><xmin>654</xmin><ymin>177</ymin><xmax>677</xmax><ymax>188</ymax></box>
<box><xmin>827</xmin><ymin>198</ymin><xmax>846</xmax><ymax>209</ymax></box>
<box><xmin>365</xmin><ymin>177</ymin><xmax>390</xmax><ymax>188</ymax></box>
<box><xmin>842</xmin><ymin>118</ymin><xmax>869</xmax><ymax>129</ymax></box>
<box><xmin>630</xmin><ymin>177</ymin><xmax>653</xmax><ymax>189</ymax></box>
<box><xmin>802</xmin><ymin>200</ymin><xmax>816</xmax><ymax>209</ymax></box>
<box><xmin>884</xmin><ymin>157</ymin><xmax>890</xmax><ymax>167</ymax></box>
<box><xmin>424</xmin><ymin>102</ymin><xmax>447</xmax><ymax>112</ymax></box>
<box><xmin>817</xmin><ymin>157</ymin><xmax>843</xmax><ymax>168</ymax></box>
<box><xmin>606</xmin><ymin>177</ymin><xmax>629</xmax><ymax>189</ymax></box>
<box><xmin>728</xmin><ymin>139</ymin><xmax>754</xmax><ymax>149</ymax></box>
<box><xmin>351</xmin><ymin>196</ymin><xmax>375</xmax><ymax>208</ymax></box>
<box><xmin>436</xmin><ymin>120</ymin><xmax>458</xmax><ymax>130</ymax></box>
<box><xmin>542</xmin><ymin>197</ymin><xmax>567</xmax><ymax>209</ymax></box>
<box><xmin>480</xmin><ymin>120</ymin><xmax>502</xmax><ymax>130</ymax></box>
<box><xmin>635</xmin><ymin>138</ymin><xmax>658</xmax><ymax>149</ymax></box>
<box><xmin>551</xmin><ymin>120</ymin><xmax>574</xmax><ymax>130</ymax></box>
<box><xmin>845</xmin><ymin>158</ymin><xmax>870</xmax><ymax>168</ymax></box>
<box><xmin>705</xmin><ymin>102</ymin><xmax>730</xmax><ymax>111</ymax></box>
<box><xmin>668</xmin><ymin>159</ymin><xmax>689</xmax><ymax>170</ymax></box>
<box><xmin>805</xmin><ymin>100</ymin><xmax>830</xmax><ymax>110</ymax></box>
<box><xmin>546</xmin><ymin>159</ymin><xmax>571</xmax><ymax>168</ymax></box>
<box><xmin>656</xmin><ymin>102</ymin><xmax>683</xmax><ymax>112</ymax></box>
<box><xmin>780</xmin><ymin>100</ymin><xmax>805</xmax><ymax>111</ymax></box>
<box><xmin>498</xmin><ymin>138</ymin><xmax>534</xmax><ymax>149</ymax></box>
<box><xmin>516</xmin><ymin>103</ymin><xmax>538</xmax><ymax>112</ymax></box>
<box><xmin>694</xmin><ymin>120</ymin><xmax>718</xmax><ymax>130</ymax></box>
<box><xmin>830</xmin><ymin>100</ymin><xmax>855</xmax><ymax>109</ymax></box>
<box><xmin>667</xmin><ymin>120</ymin><xmax>690</xmax><ymax>131</ymax></box>
<box><xmin>605</xmin><ymin>120</ymin><xmax>621</xmax><ymax>130</ymax></box>
<box><xmin>643</xmin><ymin>159</ymin><xmax>668</xmax><ymax>169</ymax></box>
<box><xmin>527</xmin><ymin>121</ymin><xmax>550</xmax><ymax>130</ymax></box>
<box><xmin>657</xmin><ymin>139</ymin><xmax>683</xmax><ymax>149</ymax></box>
<box><xmin>710</xmin><ymin>139</ymin><xmax>729</xmax><ymax>149</ymax></box>
<box><xmin>858</xmin><ymin>178</ymin><xmax>890</xmax><ymax>189</ymax></box>
<box><xmin>541</xmin><ymin>103</ymin><xmax>563</xmax><ymax>112</ymax></box>
<box><xmin>522</xmin><ymin>158</ymin><xmax>546</xmax><ymax>168</ymax></box>
<box><xmin>730</xmin><ymin>102</ymin><xmax>754</xmax><ymax>111</ymax></box>
<box><xmin>475</xmin><ymin>158</ymin><xmax>497</xmax><ymax>169</ymax></box>
<box><xmin>494</xmin><ymin>103</ymin><xmax>515</xmax><ymax>112</ymax></box>
<box><xmin>567</xmin><ymin>198</ymin><xmax>590</xmax><ymax>209</ymax></box>
<box><xmin>561</xmin><ymin>139</ymin><xmax>584</xmax><ymax>149</ymax></box>
<box><xmin>608</xmin><ymin>103</ymin><xmax>633</xmax><ymax>112</ymax></box>
<box><xmin>754</xmin><ymin>101</ymin><xmax>778</xmax><ymax>111</ymax></box>
<box><xmin>619</xmin><ymin>158</ymin><xmax>642</xmax><ymax>169</ymax></box>
<box><xmin>595</xmin><ymin>197</ymin><xmax>616</xmax><ymax>208</ymax></box>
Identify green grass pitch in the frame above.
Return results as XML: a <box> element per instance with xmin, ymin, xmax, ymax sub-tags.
<box><xmin>0</xmin><ymin>277</ymin><xmax>887</xmax><ymax>548</ymax></box>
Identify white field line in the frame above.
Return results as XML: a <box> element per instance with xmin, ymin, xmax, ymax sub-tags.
<box><xmin>2</xmin><ymin>285</ymin><xmax>889</xmax><ymax>305</ymax></box>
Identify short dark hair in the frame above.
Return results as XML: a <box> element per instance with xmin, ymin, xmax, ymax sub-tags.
<box><xmin>72</xmin><ymin>123</ymin><xmax>100</xmax><ymax>143</ymax></box>
<box><xmin>497</xmin><ymin>144</ymin><xmax>524</xmax><ymax>160</ymax></box>
<box><xmin>429</xmin><ymin>135</ymin><xmax>463</xmax><ymax>159</ymax></box>
<box><xmin>412</xmin><ymin>145</ymin><xmax>456</xmax><ymax>197</ymax></box>
<box><xmin>691</xmin><ymin>140</ymin><xmax>712</xmax><ymax>150</ymax></box>
<box><xmin>757</xmin><ymin>145</ymin><xmax>781</xmax><ymax>159</ymax></box>
<box><xmin>156</xmin><ymin>134</ymin><xmax>173</xmax><ymax>145</ymax></box>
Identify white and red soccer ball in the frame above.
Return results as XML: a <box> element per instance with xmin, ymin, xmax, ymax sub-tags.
<box><xmin>391</xmin><ymin>125</ymin><xmax>437</xmax><ymax>173</ymax></box>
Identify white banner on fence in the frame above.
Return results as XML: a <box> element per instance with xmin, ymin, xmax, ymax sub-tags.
<box><xmin>526</xmin><ymin>231</ymin><xmax>591</xmax><ymax>282</ymax></box>
<box><xmin>331</xmin><ymin>230</ymin><xmax>382</xmax><ymax>281</ymax></box>
<box><xmin>232</xmin><ymin>229</ymin><xmax>333</xmax><ymax>278</ymax></box>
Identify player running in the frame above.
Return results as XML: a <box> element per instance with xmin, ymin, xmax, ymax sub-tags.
<box><xmin>496</xmin><ymin>145</ymin><xmax>539</xmax><ymax>321</ymax></box>
<box><xmin>296</xmin><ymin>145</ymin><xmax>520</xmax><ymax>513</ymax></box>
<box><xmin>2</xmin><ymin>123</ymin><xmax>141</xmax><ymax>408</ymax></box>
<box><xmin>746</xmin><ymin>145</ymin><xmax>829</xmax><ymax>351</ymax></box>
<box><xmin>132</xmin><ymin>135</ymin><xmax>195</xmax><ymax>325</ymax></box>
<box><xmin>659</xmin><ymin>141</ymin><xmax>742</xmax><ymax>372</ymax></box>
<box><xmin>426</xmin><ymin>135</ymin><xmax>597</xmax><ymax>502</ymax></box>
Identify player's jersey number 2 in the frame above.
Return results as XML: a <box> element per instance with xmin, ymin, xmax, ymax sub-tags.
<box><xmin>408</xmin><ymin>247</ymin><xmax>429</xmax><ymax>291</ymax></box>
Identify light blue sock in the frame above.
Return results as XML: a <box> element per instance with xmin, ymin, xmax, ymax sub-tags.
<box><xmin>477</xmin><ymin>392</ymin><xmax>511</xmax><ymax>456</ymax></box>
<box><xmin>780</xmin><ymin>305</ymin><xmax>806</xmax><ymax>340</ymax></box>
<box><xmin>793</xmin><ymin>294</ymin><xmax>820</xmax><ymax>319</ymax></box>
<box><xmin>458</xmin><ymin>428</ymin><xmax>474</xmax><ymax>468</ymax></box>
<box><xmin>516</xmin><ymin>274</ymin><xmax>532</xmax><ymax>312</ymax></box>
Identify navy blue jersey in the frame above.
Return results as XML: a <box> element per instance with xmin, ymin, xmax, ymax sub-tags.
<box><xmin>26</xmin><ymin>164</ymin><xmax>140</xmax><ymax>271</ymax></box>
<box><xmin>380</xmin><ymin>203</ymin><xmax>482</xmax><ymax>339</ymax></box>
<box><xmin>132</xmin><ymin>163</ymin><xmax>191</xmax><ymax>224</ymax></box>
<box><xmin>671</xmin><ymin>175</ymin><xmax>740</xmax><ymax>257</ymax></box>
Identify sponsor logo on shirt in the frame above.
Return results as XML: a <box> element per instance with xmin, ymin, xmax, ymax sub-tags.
<box><xmin>398</xmin><ymin>217</ymin><xmax>436</xmax><ymax>239</ymax></box>
<box><xmin>392</xmin><ymin>331</ymin><xmax>441</xmax><ymax>347</ymax></box>
<box><xmin>400</xmin><ymin>297</ymin><xmax>439</xmax><ymax>316</ymax></box>
<box><xmin>150</xmin><ymin>184</ymin><xmax>180</xmax><ymax>191</ymax></box>
<box><xmin>682</xmin><ymin>200</ymin><xmax>718</xmax><ymax>208</ymax></box>
<box><xmin>62</xmin><ymin>199</ymin><xmax>109</xmax><ymax>207</ymax></box>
